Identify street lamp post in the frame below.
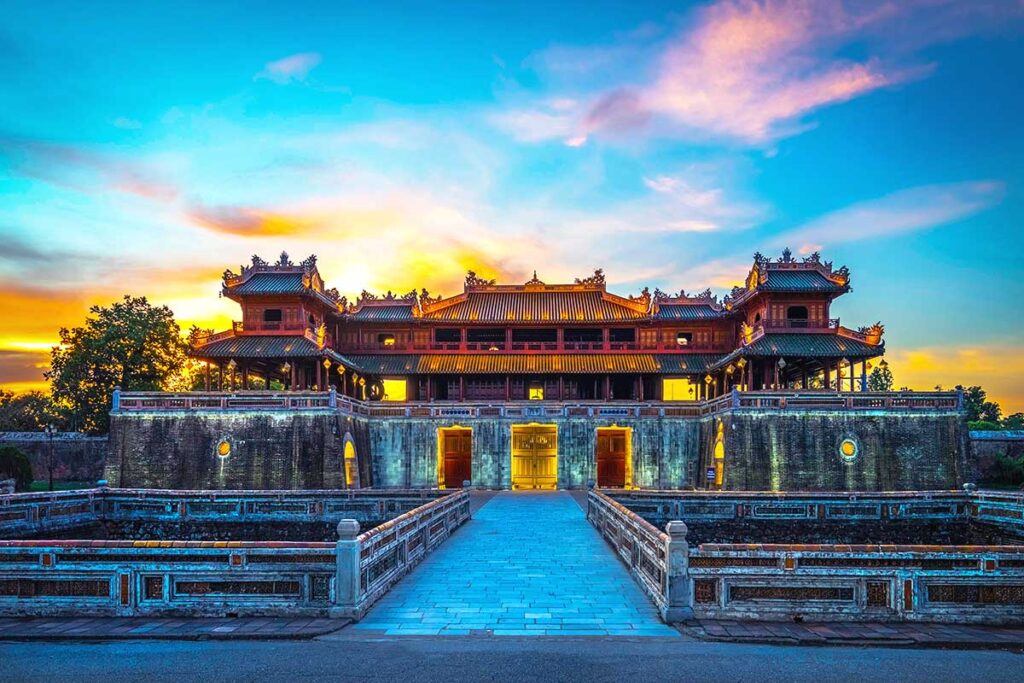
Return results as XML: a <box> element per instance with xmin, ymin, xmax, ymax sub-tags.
<box><xmin>44</xmin><ymin>424</ymin><xmax>56</xmax><ymax>491</ymax></box>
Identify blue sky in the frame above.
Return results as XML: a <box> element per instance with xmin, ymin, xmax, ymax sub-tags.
<box><xmin>1</xmin><ymin>0</ymin><xmax>1023</xmax><ymax>410</ymax></box>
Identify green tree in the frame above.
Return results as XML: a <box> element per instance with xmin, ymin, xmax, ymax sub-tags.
<box><xmin>1003</xmin><ymin>413</ymin><xmax>1024</xmax><ymax>430</ymax></box>
<box><xmin>0</xmin><ymin>390</ymin><xmax>67</xmax><ymax>432</ymax></box>
<box><xmin>46</xmin><ymin>296</ymin><xmax>191</xmax><ymax>434</ymax></box>
<box><xmin>0</xmin><ymin>445</ymin><xmax>33</xmax><ymax>491</ymax></box>
<box><xmin>867</xmin><ymin>363</ymin><xmax>894</xmax><ymax>391</ymax></box>
<box><xmin>959</xmin><ymin>385</ymin><xmax>1002</xmax><ymax>423</ymax></box>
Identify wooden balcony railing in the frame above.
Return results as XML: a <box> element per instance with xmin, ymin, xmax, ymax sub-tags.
<box><xmin>347</xmin><ymin>340</ymin><xmax>731</xmax><ymax>353</ymax></box>
<box><xmin>761</xmin><ymin>318</ymin><xmax>840</xmax><ymax>331</ymax></box>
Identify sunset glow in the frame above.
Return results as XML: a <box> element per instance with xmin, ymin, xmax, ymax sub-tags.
<box><xmin>1</xmin><ymin>0</ymin><xmax>1023</xmax><ymax>411</ymax></box>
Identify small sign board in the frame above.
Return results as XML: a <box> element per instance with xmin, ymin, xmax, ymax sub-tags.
<box><xmin>706</xmin><ymin>467</ymin><xmax>716</xmax><ymax>480</ymax></box>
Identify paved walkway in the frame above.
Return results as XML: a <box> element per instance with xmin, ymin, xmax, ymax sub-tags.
<box><xmin>352</xmin><ymin>491</ymin><xmax>678</xmax><ymax>636</ymax></box>
<box><xmin>684</xmin><ymin>620</ymin><xmax>1024</xmax><ymax>650</ymax></box>
<box><xmin>0</xmin><ymin>617</ymin><xmax>346</xmax><ymax>640</ymax></box>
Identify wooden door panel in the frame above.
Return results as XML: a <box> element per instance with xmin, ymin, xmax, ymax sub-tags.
<box><xmin>442</xmin><ymin>430</ymin><xmax>472</xmax><ymax>488</ymax></box>
<box><xmin>511</xmin><ymin>426</ymin><xmax>557</xmax><ymax>490</ymax></box>
<box><xmin>596</xmin><ymin>430</ymin><xmax>627</xmax><ymax>488</ymax></box>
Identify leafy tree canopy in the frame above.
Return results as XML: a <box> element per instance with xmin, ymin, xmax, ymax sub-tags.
<box><xmin>0</xmin><ymin>390</ymin><xmax>68</xmax><ymax>432</ymax></box>
<box><xmin>959</xmin><ymin>385</ymin><xmax>1002</xmax><ymax>423</ymax></box>
<box><xmin>1002</xmin><ymin>413</ymin><xmax>1024</xmax><ymax>431</ymax></box>
<box><xmin>867</xmin><ymin>364</ymin><xmax>894</xmax><ymax>391</ymax></box>
<box><xmin>46</xmin><ymin>296</ymin><xmax>191</xmax><ymax>434</ymax></box>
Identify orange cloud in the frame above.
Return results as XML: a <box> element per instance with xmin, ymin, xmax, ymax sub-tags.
<box><xmin>887</xmin><ymin>344</ymin><xmax>1024</xmax><ymax>415</ymax></box>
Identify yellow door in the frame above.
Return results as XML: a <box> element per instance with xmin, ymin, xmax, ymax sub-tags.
<box><xmin>511</xmin><ymin>424</ymin><xmax>558</xmax><ymax>490</ymax></box>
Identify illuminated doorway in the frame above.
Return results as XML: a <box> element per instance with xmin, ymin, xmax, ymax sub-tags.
<box><xmin>712</xmin><ymin>420</ymin><xmax>726</xmax><ymax>489</ymax></box>
<box><xmin>343</xmin><ymin>435</ymin><xmax>359</xmax><ymax>488</ymax></box>
<box><xmin>437</xmin><ymin>427</ymin><xmax>472</xmax><ymax>488</ymax></box>
<box><xmin>511</xmin><ymin>424</ymin><xmax>557</xmax><ymax>490</ymax></box>
<box><xmin>596</xmin><ymin>427</ymin><xmax>632</xmax><ymax>488</ymax></box>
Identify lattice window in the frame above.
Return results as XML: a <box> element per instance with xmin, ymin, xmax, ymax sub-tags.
<box><xmin>866</xmin><ymin>581</ymin><xmax>890</xmax><ymax>608</ymax></box>
<box><xmin>0</xmin><ymin>579</ymin><xmax>109</xmax><ymax>597</ymax></box>
<box><xmin>694</xmin><ymin>579</ymin><xmax>718</xmax><ymax>604</ymax></box>
<box><xmin>730</xmin><ymin>586</ymin><xmax>855</xmax><ymax>602</ymax></box>
<box><xmin>144</xmin><ymin>576</ymin><xmax>164</xmax><ymax>601</ymax></box>
<box><xmin>174</xmin><ymin>581</ymin><xmax>301</xmax><ymax>596</ymax></box>
<box><xmin>927</xmin><ymin>584</ymin><xmax>1024</xmax><ymax>605</ymax></box>
<box><xmin>311</xmin><ymin>575</ymin><xmax>331</xmax><ymax>603</ymax></box>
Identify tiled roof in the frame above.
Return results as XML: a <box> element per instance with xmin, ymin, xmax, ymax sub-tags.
<box><xmin>761</xmin><ymin>270</ymin><xmax>847</xmax><ymax>292</ymax></box>
<box><xmin>344</xmin><ymin>353</ymin><xmax>718</xmax><ymax>375</ymax></box>
<box><xmin>423</xmin><ymin>291</ymin><xmax>647</xmax><ymax>323</ymax></box>
<box><xmin>654</xmin><ymin>304</ymin><xmax>723</xmax><ymax>321</ymax></box>
<box><xmin>714</xmin><ymin>333</ymin><xmax>883</xmax><ymax>368</ymax></box>
<box><xmin>349</xmin><ymin>304</ymin><xmax>416</xmax><ymax>322</ymax></box>
<box><xmin>653</xmin><ymin>354</ymin><xmax>720</xmax><ymax>374</ymax></box>
<box><xmin>192</xmin><ymin>335</ymin><xmax>322</xmax><ymax>359</ymax></box>
<box><xmin>226</xmin><ymin>272</ymin><xmax>308</xmax><ymax>295</ymax></box>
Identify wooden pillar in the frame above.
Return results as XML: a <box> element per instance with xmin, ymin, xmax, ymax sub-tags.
<box><xmin>290</xmin><ymin>363</ymin><xmax>297</xmax><ymax>390</ymax></box>
<box><xmin>459</xmin><ymin>376</ymin><xmax>465</xmax><ymax>401</ymax></box>
<box><xmin>824</xmin><ymin>362</ymin><xmax>831</xmax><ymax>391</ymax></box>
<box><xmin>638</xmin><ymin>376</ymin><xmax>644</xmax><ymax>401</ymax></box>
<box><xmin>773</xmin><ymin>359</ymin><xmax>780</xmax><ymax>390</ymax></box>
<box><xmin>316</xmin><ymin>361</ymin><xmax>322</xmax><ymax>390</ymax></box>
<box><xmin>205</xmin><ymin>363</ymin><xmax>211</xmax><ymax>392</ymax></box>
<box><xmin>505</xmin><ymin>375</ymin><xmax>510</xmax><ymax>401</ymax></box>
<box><xmin>427</xmin><ymin>376</ymin><xmax>433</xmax><ymax>401</ymax></box>
<box><xmin>558</xmin><ymin>376</ymin><xmax>564</xmax><ymax>401</ymax></box>
<box><xmin>505</xmin><ymin>328</ymin><xmax>512</xmax><ymax>350</ymax></box>
<box><xmin>242</xmin><ymin>364</ymin><xmax>249</xmax><ymax>390</ymax></box>
<box><xmin>861</xmin><ymin>360</ymin><xmax>868</xmax><ymax>392</ymax></box>
<box><xmin>604</xmin><ymin>375</ymin><xmax>611</xmax><ymax>401</ymax></box>
<box><xmin>218</xmin><ymin>364</ymin><xmax>224</xmax><ymax>391</ymax></box>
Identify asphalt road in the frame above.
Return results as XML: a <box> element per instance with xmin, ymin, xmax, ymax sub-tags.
<box><xmin>1</xmin><ymin>634</ymin><xmax>1021</xmax><ymax>683</ymax></box>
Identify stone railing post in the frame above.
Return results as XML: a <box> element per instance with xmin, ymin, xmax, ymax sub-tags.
<box><xmin>329</xmin><ymin>385</ymin><xmax>338</xmax><ymax>409</ymax></box>
<box><xmin>730</xmin><ymin>387</ymin><xmax>739</xmax><ymax>408</ymax></box>
<box><xmin>112</xmin><ymin>386</ymin><xmax>121</xmax><ymax>412</ymax></box>
<box><xmin>664</xmin><ymin>520</ymin><xmax>694</xmax><ymax>622</ymax></box>
<box><xmin>332</xmin><ymin>519</ymin><xmax>361</xmax><ymax>619</ymax></box>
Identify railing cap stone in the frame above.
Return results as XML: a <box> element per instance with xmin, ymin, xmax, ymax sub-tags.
<box><xmin>337</xmin><ymin>519</ymin><xmax>360</xmax><ymax>539</ymax></box>
<box><xmin>666</xmin><ymin>520</ymin><xmax>689</xmax><ymax>538</ymax></box>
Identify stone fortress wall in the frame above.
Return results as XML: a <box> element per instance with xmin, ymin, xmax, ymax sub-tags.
<box><xmin>104</xmin><ymin>398</ymin><xmax>969</xmax><ymax>492</ymax></box>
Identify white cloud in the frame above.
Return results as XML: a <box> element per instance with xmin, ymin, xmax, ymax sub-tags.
<box><xmin>779</xmin><ymin>181</ymin><xmax>1006</xmax><ymax>249</ymax></box>
<box><xmin>256</xmin><ymin>52</ymin><xmax>322</xmax><ymax>84</ymax></box>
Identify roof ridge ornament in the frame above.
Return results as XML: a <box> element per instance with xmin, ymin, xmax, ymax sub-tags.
<box><xmin>653</xmin><ymin>287</ymin><xmax>721</xmax><ymax>308</ymax></box>
<box><xmin>573</xmin><ymin>269</ymin><xmax>606</xmax><ymax>288</ymax></box>
<box><xmin>524</xmin><ymin>270</ymin><xmax>545</xmax><ymax>286</ymax></box>
<box><xmin>465</xmin><ymin>270</ymin><xmax>496</xmax><ymax>289</ymax></box>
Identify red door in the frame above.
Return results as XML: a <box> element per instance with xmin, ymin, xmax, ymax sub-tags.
<box><xmin>443</xmin><ymin>430</ymin><xmax>472</xmax><ymax>488</ymax></box>
<box><xmin>596</xmin><ymin>430</ymin><xmax>627</xmax><ymax>488</ymax></box>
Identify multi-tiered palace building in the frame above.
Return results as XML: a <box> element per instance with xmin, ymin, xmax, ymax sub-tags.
<box><xmin>192</xmin><ymin>249</ymin><xmax>886</xmax><ymax>405</ymax></box>
<box><xmin>108</xmin><ymin>249</ymin><xmax>964</xmax><ymax>494</ymax></box>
